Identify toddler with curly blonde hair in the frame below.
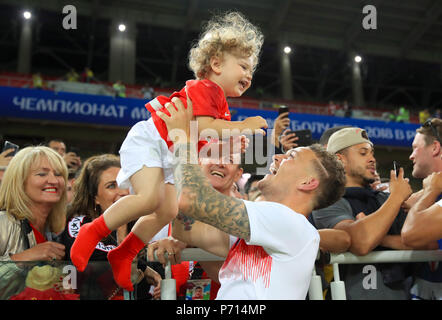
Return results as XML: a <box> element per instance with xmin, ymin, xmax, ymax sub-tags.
<box><xmin>70</xmin><ymin>11</ymin><xmax>268</xmax><ymax>291</ymax></box>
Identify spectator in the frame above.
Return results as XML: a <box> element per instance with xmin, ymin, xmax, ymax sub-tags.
<box><xmin>396</xmin><ymin>106</ymin><xmax>410</xmax><ymax>123</ymax></box>
<box><xmin>0</xmin><ymin>146</ymin><xmax>67</xmax><ymax>262</ymax></box>
<box><xmin>271</xmin><ymin>111</ymin><xmax>298</xmax><ymax>154</ymax></box>
<box><xmin>343</xmin><ymin>100</ymin><xmax>352</xmax><ymax>118</ymax></box>
<box><xmin>312</xmin><ymin>127</ymin><xmax>415</xmax><ymax>300</ymax></box>
<box><xmin>401</xmin><ymin>117</ymin><xmax>442</xmax><ymax>300</ymax></box>
<box><xmin>433</xmin><ymin>108</ymin><xmax>441</xmax><ymax>119</ymax></box>
<box><xmin>321</xmin><ymin>126</ymin><xmax>389</xmax><ymax>195</ymax></box>
<box><xmin>370</xmin><ymin>170</ymin><xmax>390</xmax><ymax>193</ymax></box>
<box><xmin>243</xmin><ymin>174</ymin><xmax>264</xmax><ymax>201</ymax></box>
<box><xmin>402</xmin><ymin>172</ymin><xmax>442</xmax><ymax>247</ymax></box>
<box><xmin>266</xmin><ymin>111</ymin><xmax>298</xmax><ymax>174</ymax></box>
<box><xmin>408</xmin><ymin>118</ymin><xmax>442</xmax><ymax>180</ymax></box>
<box><xmin>164</xmin><ymin>96</ymin><xmax>346</xmax><ymax>299</ymax></box>
<box><xmin>318</xmin><ymin>125</ymin><xmax>352</xmax><ymax>148</ymax></box>
<box><xmin>328</xmin><ymin>100</ymin><xmax>337</xmax><ymax>116</ymax></box>
<box><xmin>81</xmin><ymin>67</ymin><xmax>94</xmax><ymax>83</ymax></box>
<box><xmin>0</xmin><ymin>147</ymin><xmax>15</xmax><ymax>167</ymax></box>
<box><xmin>32</xmin><ymin>72</ymin><xmax>44</xmax><ymax>89</ymax></box>
<box><xmin>47</xmin><ymin>139</ymin><xmax>82</xmax><ymax>172</ymax></box>
<box><xmin>141</xmin><ymin>83</ymin><xmax>155</xmax><ymax>100</ymax></box>
<box><xmin>230</xmin><ymin>181</ymin><xmax>244</xmax><ymax>199</ymax></box>
<box><xmin>0</xmin><ymin>166</ymin><xmax>5</xmax><ymax>186</ymax></box>
<box><xmin>66</xmin><ymin>169</ymin><xmax>77</xmax><ymax>205</ymax></box>
<box><xmin>419</xmin><ymin>108</ymin><xmax>430</xmax><ymax>124</ymax></box>
<box><xmin>65</xmin><ymin>69</ymin><xmax>79</xmax><ymax>82</ymax></box>
<box><xmin>113</xmin><ymin>80</ymin><xmax>126</xmax><ymax>98</ymax></box>
<box><xmin>58</xmin><ymin>154</ymin><xmax>161</xmax><ymax>299</ymax></box>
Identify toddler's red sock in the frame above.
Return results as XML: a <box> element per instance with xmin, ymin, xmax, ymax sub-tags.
<box><xmin>107</xmin><ymin>232</ymin><xmax>146</xmax><ymax>291</ymax></box>
<box><xmin>70</xmin><ymin>215</ymin><xmax>111</xmax><ymax>272</ymax></box>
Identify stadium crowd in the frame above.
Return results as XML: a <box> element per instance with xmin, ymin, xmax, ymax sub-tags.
<box><xmin>0</xmin><ymin>10</ymin><xmax>441</xmax><ymax>301</ymax></box>
<box><xmin>0</xmin><ymin>111</ymin><xmax>441</xmax><ymax>300</ymax></box>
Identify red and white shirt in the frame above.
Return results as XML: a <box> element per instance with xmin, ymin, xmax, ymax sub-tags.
<box><xmin>216</xmin><ymin>201</ymin><xmax>319</xmax><ymax>300</ymax></box>
<box><xmin>145</xmin><ymin>79</ymin><xmax>231</xmax><ymax>149</ymax></box>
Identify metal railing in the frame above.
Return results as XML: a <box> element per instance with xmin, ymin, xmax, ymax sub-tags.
<box><xmin>149</xmin><ymin>248</ymin><xmax>442</xmax><ymax>300</ymax></box>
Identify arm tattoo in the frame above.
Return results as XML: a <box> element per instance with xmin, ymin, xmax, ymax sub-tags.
<box><xmin>173</xmin><ymin>143</ymin><xmax>251</xmax><ymax>241</ymax></box>
<box><xmin>176</xmin><ymin>212</ymin><xmax>195</xmax><ymax>231</ymax></box>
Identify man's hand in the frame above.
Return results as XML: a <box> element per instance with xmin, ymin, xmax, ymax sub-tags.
<box><xmin>279</xmin><ymin>129</ymin><xmax>299</xmax><ymax>152</ymax></box>
<box><xmin>0</xmin><ymin>149</ymin><xmax>14</xmax><ymax>167</ymax></box>
<box><xmin>63</xmin><ymin>152</ymin><xmax>81</xmax><ymax>170</ymax></box>
<box><xmin>147</xmin><ymin>236</ymin><xmax>187</xmax><ymax>266</ymax></box>
<box><xmin>157</xmin><ymin>92</ymin><xmax>194</xmax><ymax>144</ymax></box>
<box><xmin>388</xmin><ymin>167</ymin><xmax>412</xmax><ymax>203</ymax></box>
<box><xmin>423</xmin><ymin>171</ymin><xmax>442</xmax><ymax>193</ymax></box>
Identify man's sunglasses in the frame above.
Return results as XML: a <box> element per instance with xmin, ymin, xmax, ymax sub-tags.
<box><xmin>423</xmin><ymin>118</ymin><xmax>441</xmax><ymax>144</ymax></box>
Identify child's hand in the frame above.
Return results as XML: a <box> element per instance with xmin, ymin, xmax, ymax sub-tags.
<box><xmin>242</xmin><ymin>116</ymin><xmax>268</xmax><ymax>135</ymax></box>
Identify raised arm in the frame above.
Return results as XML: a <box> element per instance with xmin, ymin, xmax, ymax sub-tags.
<box><xmin>401</xmin><ymin>172</ymin><xmax>442</xmax><ymax>248</ymax></box>
<box><xmin>158</xmin><ymin>96</ymin><xmax>251</xmax><ymax>241</ymax></box>
<box><xmin>334</xmin><ymin>169</ymin><xmax>412</xmax><ymax>256</ymax></box>
<box><xmin>196</xmin><ymin>115</ymin><xmax>267</xmax><ymax>138</ymax></box>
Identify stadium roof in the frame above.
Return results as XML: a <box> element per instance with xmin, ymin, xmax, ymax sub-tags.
<box><xmin>0</xmin><ymin>0</ymin><xmax>441</xmax><ymax>109</ymax></box>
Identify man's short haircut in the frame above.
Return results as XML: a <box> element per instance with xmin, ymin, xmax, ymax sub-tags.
<box><xmin>309</xmin><ymin>144</ymin><xmax>346</xmax><ymax>210</ymax></box>
<box><xmin>47</xmin><ymin>138</ymin><xmax>65</xmax><ymax>145</ymax></box>
<box><xmin>319</xmin><ymin>125</ymin><xmax>352</xmax><ymax>146</ymax></box>
<box><xmin>417</xmin><ymin>118</ymin><xmax>442</xmax><ymax>146</ymax></box>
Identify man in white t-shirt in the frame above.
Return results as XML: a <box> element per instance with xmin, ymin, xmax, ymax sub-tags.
<box><xmin>156</xmin><ymin>95</ymin><xmax>346</xmax><ymax>300</ymax></box>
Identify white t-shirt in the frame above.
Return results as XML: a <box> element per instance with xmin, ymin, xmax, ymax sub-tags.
<box><xmin>216</xmin><ymin>200</ymin><xmax>319</xmax><ymax>300</ymax></box>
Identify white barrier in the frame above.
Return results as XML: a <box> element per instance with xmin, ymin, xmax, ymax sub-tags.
<box><xmin>326</xmin><ymin>250</ymin><xmax>442</xmax><ymax>300</ymax></box>
<box><xmin>147</xmin><ymin>248</ymin><xmax>442</xmax><ymax>300</ymax></box>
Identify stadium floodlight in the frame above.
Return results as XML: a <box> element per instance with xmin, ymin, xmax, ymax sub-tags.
<box><xmin>354</xmin><ymin>55</ymin><xmax>362</xmax><ymax>63</ymax></box>
<box><xmin>118</xmin><ymin>24</ymin><xmax>126</xmax><ymax>32</ymax></box>
<box><xmin>283</xmin><ymin>46</ymin><xmax>292</xmax><ymax>54</ymax></box>
<box><xmin>23</xmin><ymin>11</ymin><xmax>31</xmax><ymax>20</ymax></box>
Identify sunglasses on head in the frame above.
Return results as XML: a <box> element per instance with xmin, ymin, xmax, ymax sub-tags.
<box><xmin>423</xmin><ymin>118</ymin><xmax>441</xmax><ymax>144</ymax></box>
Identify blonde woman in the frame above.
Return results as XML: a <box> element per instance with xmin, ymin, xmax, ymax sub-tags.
<box><xmin>71</xmin><ymin>11</ymin><xmax>267</xmax><ymax>291</ymax></box>
<box><xmin>0</xmin><ymin>146</ymin><xmax>67</xmax><ymax>262</ymax></box>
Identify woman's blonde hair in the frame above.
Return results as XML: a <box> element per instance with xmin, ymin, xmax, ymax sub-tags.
<box><xmin>0</xmin><ymin>146</ymin><xmax>68</xmax><ymax>233</ymax></box>
<box><xmin>189</xmin><ymin>11</ymin><xmax>264</xmax><ymax>79</ymax></box>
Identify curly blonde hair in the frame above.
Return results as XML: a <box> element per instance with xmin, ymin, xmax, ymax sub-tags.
<box><xmin>189</xmin><ymin>11</ymin><xmax>264</xmax><ymax>79</ymax></box>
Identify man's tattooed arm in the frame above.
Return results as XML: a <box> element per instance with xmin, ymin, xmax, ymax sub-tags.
<box><xmin>175</xmin><ymin>212</ymin><xmax>195</xmax><ymax>231</ymax></box>
<box><xmin>173</xmin><ymin>143</ymin><xmax>251</xmax><ymax>241</ymax></box>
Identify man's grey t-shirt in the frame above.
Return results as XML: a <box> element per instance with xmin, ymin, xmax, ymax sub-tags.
<box><xmin>311</xmin><ymin>194</ymin><xmax>411</xmax><ymax>300</ymax></box>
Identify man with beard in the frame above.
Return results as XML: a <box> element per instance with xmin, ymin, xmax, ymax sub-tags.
<box><xmin>311</xmin><ymin>127</ymin><xmax>414</xmax><ymax>300</ymax></box>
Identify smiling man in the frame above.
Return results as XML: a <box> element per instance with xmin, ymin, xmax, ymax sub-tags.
<box><xmin>157</xmin><ymin>95</ymin><xmax>346</xmax><ymax>300</ymax></box>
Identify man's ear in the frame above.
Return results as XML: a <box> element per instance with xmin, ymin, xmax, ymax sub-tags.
<box><xmin>432</xmin><ymin>140</ymin><xmax>441</xmax><ymax>157</ymax></box>
<box><xmin>210</xmin><ymin>56</ymin><xmax>223</xmax><ymax>75</ymax></box>
<box><xmin>336</xmin><ymin>153</ymin><xmax>347</xmax><ymax>166</ymax></box>
<box><xmin>298</xmin><ymin>177</ymin><xmax>319</xmax><ymax>191</ymax></box>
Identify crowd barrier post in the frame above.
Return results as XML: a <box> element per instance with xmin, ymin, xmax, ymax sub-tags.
<box><xmin>160</xmin><ymin>255</ymin><xmax>177</xmax><ymax>300</ymax></box>
<box><xmin>330</xmin><ymin>263</ymin><xmax>346</xmax><ymax>300</ymax></box>
<box><xmin>308</xmin><ymin>268</ymin><xmax>324</xmax><ymax>300</ymax></box>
